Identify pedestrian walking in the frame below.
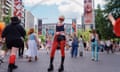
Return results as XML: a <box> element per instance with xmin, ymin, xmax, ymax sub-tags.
<box><xmin>45</xmin><ymin>35</ymin><xmax>52</xmax><ymax>54</ymax></box>
<box><xmin>79</xmin><ymin>35</ymin><xmax>84</xmax><ymax>57</ymax></box>
<box><xmin>26</xmin><ymin>28</ymin><xmax>40</xmax><ymax>62</ymax></box>
<box><xmin>2</xmin><ymin>16</ymin><xmax>26</xmax><ymax>72</ymax></box>
<box><xmin>18</xmin><ymin>43</ymin><xmax>24</xmax><ymax>58</ymax></box>
<box><xmin>71</xmin><ymin>33</ymin><xmax>79</xmax><ymax>58</ymax></box>
<box><xmin>68</xmin><ymin>38</ymin><xmax>72</xmax><ymax>48</ymax></box>
<box><xmin>90</xmin><ymin>29</ymin><xmax>99</xmax><ymax>61</ymax></box>
<box><xmin>105</xmin><ymin>37</ymin><xmax>113</xmax><ymax>54</ymax></box>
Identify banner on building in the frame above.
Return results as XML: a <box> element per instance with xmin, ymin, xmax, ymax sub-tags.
<box><xmin>13</xmin><ymin>0</ymin><xmax>22</xmax><ymax>18</ymax></box>
<box><xmin>84</xmin><ymin>0</ymin><xmax>93</xmax><ymax>24</ymax></box>
<box><xmin>72</xmin><ymin>19</ymin><xmax>77</xmax><ymax>33</ymax></box>
<box><xmin>38</xmin><ymin>19</ymin><xmax>42</xmax><ymax>35</ymax></box>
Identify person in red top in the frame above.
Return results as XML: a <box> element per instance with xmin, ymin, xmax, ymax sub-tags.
<box><xmin>108</xmin><ymin>13</ymin><xmax>120</xmax><ymax>37</ymax></box>
<box><xmin>48</xmin><ymin>15</ymin><xmax>66</xmax><ymax>72</ymax></box>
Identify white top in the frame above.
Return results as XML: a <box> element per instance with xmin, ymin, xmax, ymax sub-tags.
<box><xmin>90</xmin><ymin>33</ymin><xmax>99</xmax><ymax>41</ymax></box>
<box><xmin>106</xmin><ymin>40</ymin><xmax>111</xmax><ymax>46</ymax></box>
<box><xmin>100</xmin><ymin>41</ymin><xmax>104</xmax><ymax>45</ymax></box>
<box><xmin>68</xmin><ymin>40</ymin><xmax>72</xmax><ymax>46</ymax></box>
<box><xmin>79</xmin><ymin>37</ymin><xmax>84</xmax><ymax>44</ymax></box>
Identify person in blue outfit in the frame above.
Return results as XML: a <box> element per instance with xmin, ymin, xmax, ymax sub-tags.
<box><xmin>90</xmin><ymin>29</ymin><xmax>99</xmax><ymax>61</ymax></box>
<box><xmin>71</xmin><ymin>33</ymin><xmax>79</xmax><ymax>58</ymax></box>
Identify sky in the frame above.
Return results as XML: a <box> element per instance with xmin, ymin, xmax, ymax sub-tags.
<box><xmin>23</xmin><ymin>0</ymin><xmax>106</xmax><ymax>24</ymax></box>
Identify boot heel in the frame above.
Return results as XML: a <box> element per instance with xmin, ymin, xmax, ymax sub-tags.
<box><xmin>8</xmin><ymin>64</ymin><xmax>13</xmax><ymax>72</ymax></box>
<box><xmin>8</xmin><ymin>68</ymin><xmax>12</xmax><ymax>72</ymax></box>
<box><xmin>48</xmin><ymin>64</ymin><xmax>54</xmax><ymax>72</ymax></box>
<box><xmin>58</xmin><ymin>65</ymin><xmax>64</xmax><ymax>72</ymax></box>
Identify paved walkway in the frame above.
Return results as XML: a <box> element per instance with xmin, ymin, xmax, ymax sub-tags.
<box><xmin>0</xmin><ymin>49</ymin><xmax>120</xmax><ymax>72</ymax></box>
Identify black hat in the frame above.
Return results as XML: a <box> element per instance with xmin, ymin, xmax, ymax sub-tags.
<box><xmin>11</xmin><ymin>16</ymin><xmax>20</xmax><ymax>24</ymax></box>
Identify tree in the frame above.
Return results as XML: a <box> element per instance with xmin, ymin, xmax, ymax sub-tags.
<box><xmin>77</xmin><ymin>29</ymin><xmax>91</xmax><ymax>41</ymax></box>
<box><xmin>104</xmin><ymin>0</ymin><xmax>120</xmax><ymax>19</ymax></box>
<box><xmin>104</xmin><ymin>0</ymin><xmax>120</xmax><ymax>39</ymax></box>
<box><xmin>95</xmin><ymin>4</ymin><xmax>114</xmax><ymax>40</ymax></box>
<box><xmin>95</xmin><ymin>0</ymin><xmax>120</xmax><ymax>40</ymax></box>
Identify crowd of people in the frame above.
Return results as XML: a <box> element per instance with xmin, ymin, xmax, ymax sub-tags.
<box><xmin>0</xmin><ymin>15</ymin><xmax>120</xmax><ymax>72</ymax></box>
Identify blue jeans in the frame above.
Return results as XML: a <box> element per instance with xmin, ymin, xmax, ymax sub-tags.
<box><xmin>71</xmin><ymin>46</ymin><xmax>78</xmax><ymax>57</ymax></box>
<box><xmin>91</xmin><ymin>41</ymin><xmax>98</xmax><ymax>61</ymax></box>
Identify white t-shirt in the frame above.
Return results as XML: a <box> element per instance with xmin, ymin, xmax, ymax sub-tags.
<box><xmin>68</xmin><ymin>40</ymin><xmax>72</xmax><ymax>46</ymax></box>
<box><xmin>100</xmin><ymin>41</ymin><xmax>104</xmax><ymax>45</ymax></box>
<box><xmin>106</xmin><ymin>40</ymin><xmax>111</xmax><ymax>46</ymax></box>
<box><xmin>79</xmin><ymin>37</ymin><xmax>83</xmax><ymax>44</ymax></box>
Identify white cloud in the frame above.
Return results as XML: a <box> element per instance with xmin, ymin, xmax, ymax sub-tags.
<box><xmin>94</xmin><ymin>0</ymin><xmax>106</xmax><ymax>9</ymax></box>
<box><xmin>24</xmin><ymin>0</ymin><xmax>106</xmax><ymax>24</ymax></box>
<box><xmin>58</xmin><ymin>0</ymin><xmax>83</xmax><ymax>24</ymax></box>
<box><xmin>23</xmin><ymin>0</ymin><xmax>84</xmax><ymax>24</ymax></box>
<box><xmin>41</xmin><ymin>0</ymin><xmax>64</xmax><ymax>5</ymax></box>
<box><xmin>58</xmin><ymin>0</ymin><xmax>83</xmax><ymax>16</ymax></box>
<box><xmin>23</xmin><ymin>0</ymin><xmax>42</xmax><ymax>6</ymax></box>
<box><xmin>23</xmin><ymin>0</ymin><xmax>64</xmax><ymax>6</ymax></box>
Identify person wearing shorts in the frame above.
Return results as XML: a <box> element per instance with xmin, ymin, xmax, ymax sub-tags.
<box><xmin>2</xmin><ymin>16</ymin><xmax>26</xmax><ymax>72</ymax></box>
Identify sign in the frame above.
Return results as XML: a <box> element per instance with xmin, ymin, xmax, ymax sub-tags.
<box><xmin>72</xmin><ymin>19</ymin><xmax>76</xmax><ymax>32</ymax></box>
<box><xmin>38</xmin><ymin>19</ymin><xmax>42</xmax><ymax>35</ymax></box>
<box><xmin>84</xmin><ymin>0</ymin><xmax>93</xmax><ymax>24</ymax></box>
<box><xmin>13</xmin><ymin>0</ymin><xmax>22</xmax><ymax>18</ymax></box>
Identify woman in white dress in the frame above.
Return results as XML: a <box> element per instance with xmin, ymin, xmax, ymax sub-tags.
<box><xmin>26</xmin><ymin>28</ymin><xmax>40</xmax><ymax>62</ymax></box>
<box><xmin>79</xmin><ymin>35</ymin><xmax>84</xmax><ymax>56</ymax></box>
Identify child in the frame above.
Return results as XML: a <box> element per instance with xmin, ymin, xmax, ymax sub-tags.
<box><xmin>45</xmin><ymin>35</ymin><xmax>52</xmax><ymax>54</ymax></box>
